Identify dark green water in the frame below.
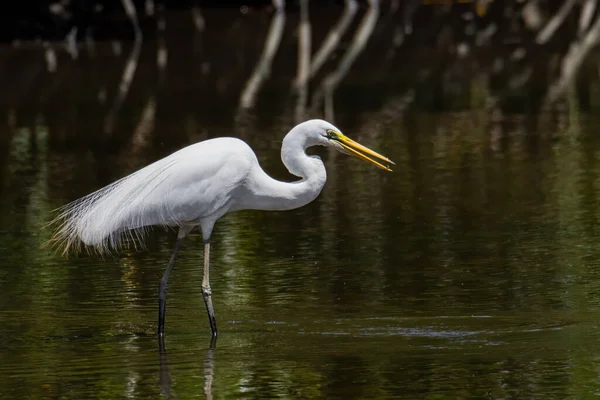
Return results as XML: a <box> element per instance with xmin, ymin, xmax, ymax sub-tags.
<box><xmin>3</xmin><ymin>39</ymin><xmax>600</xmax><ymax>398</ymax></box>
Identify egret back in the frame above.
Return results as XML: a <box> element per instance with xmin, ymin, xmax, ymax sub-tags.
<box><xmin>49</xmin><ymin>138</ymin><xmax>254</xmax><ymax>255</ymax></box>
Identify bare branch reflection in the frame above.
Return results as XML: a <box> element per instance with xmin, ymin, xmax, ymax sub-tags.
<box><xmin>121</xmin><ymin>0</ymin><xmax>142</xmax><ymax>38</ymax></box>
<box><xmin>192</xmin><ymin>0</ymin><xmax>206</xmax><ymax>32</ymax></box>
<box><xmin>239</xmin><ymin>0</ymin><xmax>286</xmax><ymax>109</ymax></box>
<box><xmin>547</xmin><ymin>11</ymin><xmax>600</xmax><ymax>103</ymax></box>
<box><xmin>44</xmin><ymin>44</ymin><xmax>57</xmax><ymax>73</ymax></box>
<box><xmin>312</xmin><ymin>0</ymin><xmax>380</xmax><ymax>120</ymax></box>
<box><xmin>130</xmin><ymin>97</ymin><xmax>156</xmax><ymax>154</ymax></box>
<box><xmin>308</xmin><ymin>0</ymin><xmax>358</xmax><ymax>80</ymax></box>
<box><xmin>294</xmin><ymin>0</ymin><xmax>311</xmax><ymax>123</ymax></box>
<box><xmin>104</xmin><ymin>39</ymin><xmax>142</xmax><ymax>134</ymax></box>
<box><xmin>536</xmin><ymin>0</ymin><xmax>577</xmax><ymax>44</ymax></box>
<box><xmin>157</xmin><ymin>1</ymin><xmax>168</xmax><ymax>79</ymax></box>
<box><xmin>104</xmin><ymin>0</ymin><xmax>143</xmax><ymax>134</ymax></box>
<box><xmin>578</xmin><ymin>0</ymin><xmax>597</xmax><ymax>36</ymax></box>
<box><xmin>5</xmin><ymin>1</ymin><xmax>600</xmax><ymax>137</ymax></box>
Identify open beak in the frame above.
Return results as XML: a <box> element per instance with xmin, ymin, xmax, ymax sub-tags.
<box><xmin>334</xmin><ymin>133</ymin><xmax>395</xmax><ymax>172</ymax></box>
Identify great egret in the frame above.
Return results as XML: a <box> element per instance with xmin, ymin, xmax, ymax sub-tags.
<box><xmin>50</xmin><ymin>119</ymin><xmax>394</xmax><ymax>337</ymax></box>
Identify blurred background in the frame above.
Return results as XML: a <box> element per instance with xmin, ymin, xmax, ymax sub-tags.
<box><xmin>3</xmin><ymin>0</ymin><xmax>600</xmax><ymax>399</ymax></box>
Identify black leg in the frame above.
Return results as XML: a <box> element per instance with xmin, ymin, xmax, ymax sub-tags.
<box><xmin>202</xmin><ymin>240</ymin><xmax>218</xmax><ymax>336</ymax></box>
<box><xmin>158</xmin><ymin>237</ymin><xmax>185</xmax><ymax>337</ymax></box>
<box><xmin>209</xmin><ymin>334</ymin><xmax>217</xmax><ymax>349</ymax></box>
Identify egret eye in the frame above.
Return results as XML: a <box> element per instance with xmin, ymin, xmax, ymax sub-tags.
<box><xmin>326</xmin><ymin>130</ymin><xmax>337</xmax><ymax>140</ymax></box>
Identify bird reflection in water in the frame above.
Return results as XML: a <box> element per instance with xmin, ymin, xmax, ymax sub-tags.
<box><xmin>159</xmin><ymin>336</ymin><xmax>217</xmax><ymax>399</ymax></box>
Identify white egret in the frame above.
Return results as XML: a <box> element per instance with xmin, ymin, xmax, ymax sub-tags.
<box><xmin>50</xmin><ymin>119</ymin><xmax>394</xmax><ymax>337</ymax></box>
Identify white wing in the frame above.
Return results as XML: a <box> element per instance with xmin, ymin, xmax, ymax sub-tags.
<box><xmin>50</xmin><ymin>137</ymin><xmax>254</xmax><ymax>255</ymax></box>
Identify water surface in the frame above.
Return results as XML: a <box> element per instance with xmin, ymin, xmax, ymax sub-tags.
<box><xmin>3</xmin><ymin>21</ymin><xmax>600</xmax><ymax>399</ymax></box>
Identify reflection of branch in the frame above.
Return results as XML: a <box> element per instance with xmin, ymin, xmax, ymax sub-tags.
<box><xmin>547</xmin><ymin>14</ymin><xmax>600</xmax><ymax>103</ymax></box>
<box><xmin>309</xmin><ymin>0</ymin><xmax>358</xmax><ymax>79</ymax></box>
<box><xmin>312</xmin><ymin>0</ymin><xmax>380</xmax><ymax>118</ymax></box>
<box><xmin>321</xmin><ymin>0</ymin><xmax>379</xmax><ymax>89</ymax></box>
<box><xmin>295</xmin><ymin>0</ymin><xmax>311</xmax><ymax>122</ymax></box>
<box><xmin>130</xmin><ymin>97</ymin><xmax>155</xmax><ymax>154</ymax></box>
<box><xmin>145</xmin><ymin>0</ymin><xmax>154</xmax><ymax>16</ymax></box>
<box><xmin>536</xmin><ymin>0</ymin><xmax>577</xmax><ymax>44</ymax></box>
<box><xmin>104</xmin><ymin>39</ymin><xmax>142</xmax><ymax>134</ymax></box>
<box><xmin>295</xmin><ymin>0</ymin><xmax>311</xmax><ymax>89</ymax></box>
<box><xmin>105</xmin><ymin>0</ymin><xmax>143</xmax><ymax>134</ymax></box>
<box><xmin>44</xmin><ymin>44</ymin><xmax>57</xmax><ymax>73</ymax></box>
<box><xmin>239</xmin><ymin>0</ymin><xmax>286</xmax><ymax>109</ymax></box>
<box><xmin>121</xmin><ymin>0</ymin><xmax>142</xmax><ymax>39</ymax></box>
<box><xmin>579</xmin><ymin>0</ymin><xmax>597</xmax><ymax>36</ymax></box>
<box><xmin>403</xmin><ymin>0</ymin><xmax>419</xmax><ymax>35</ymax></box>
<box><xmin>65</xmin><ymin>27</ymin><xmax>78</xmax><ymax>60</ymax></box>
<box><xmin>192</xmin><ymin>1</ymin><xmax>206</xmax><ymax>32</ymax></box>
<box><xmin>157</xmin><ymin>2</ymin><xmax>167</xmax><ymax>76</ymax></box>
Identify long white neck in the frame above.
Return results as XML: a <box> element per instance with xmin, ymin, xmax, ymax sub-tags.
<box><xmin>240</xmin><ymin>125</ymin><xmax>327</xmax><ymax>211</ymax></box>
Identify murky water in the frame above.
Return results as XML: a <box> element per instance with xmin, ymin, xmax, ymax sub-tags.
<box><xmin>3</xmin><ymin>14</ymin><xmax>600</xmax><ymax>398</ymax></box>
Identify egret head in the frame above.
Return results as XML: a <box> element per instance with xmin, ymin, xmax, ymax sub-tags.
<box><xmin>303</xmin><ymin>119</ymin><xmax>395</xmax><ymax>172</ymax></box>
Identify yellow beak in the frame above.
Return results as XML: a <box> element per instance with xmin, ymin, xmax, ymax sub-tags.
<box><xmin>334</xmin><ymin>133</ymin><xmax>395</xmax><ymax>172</ymax></box>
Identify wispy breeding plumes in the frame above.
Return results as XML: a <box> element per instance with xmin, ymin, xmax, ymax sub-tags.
<box><xmin>48</xmin><ymin>156</ymin><xmax>181</xmax><ymax>256</ymax></box>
